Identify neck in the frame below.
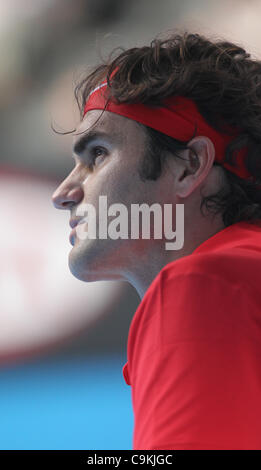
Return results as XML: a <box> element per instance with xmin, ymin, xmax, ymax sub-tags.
<box><xmin>125</xmin><ymin>215</ymin><xmax>225</xmax><ymax>300</ymax></box>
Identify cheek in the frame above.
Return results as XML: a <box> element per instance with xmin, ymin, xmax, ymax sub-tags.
<box><xmin>110</xmin><ymin>168</ymin><xmax>139</xmax><ymax>201</ymax></box>
<box><xmin>82</xmin><ymin>160</ymin><xmax>142</xmax><ymax>206</ymax></box>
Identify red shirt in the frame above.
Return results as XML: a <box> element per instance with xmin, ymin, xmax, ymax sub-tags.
<box><xmin>122</xmin><ymin>220</ymin><xmax>261</xmax><ymax>449</ymax></box>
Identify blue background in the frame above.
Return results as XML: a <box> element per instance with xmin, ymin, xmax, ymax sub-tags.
<box><xmin>0</xmin><ymin>354</ymin><xmax>133</xmax><ymax>450</ymax></box>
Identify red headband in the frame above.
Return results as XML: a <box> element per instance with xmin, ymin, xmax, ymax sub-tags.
<box><xmin>83</xmin><ymin>81</ymin><xmax>252</xmax><ymax>180</ymax></box>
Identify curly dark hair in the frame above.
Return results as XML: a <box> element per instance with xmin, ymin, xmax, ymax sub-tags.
<box><xmin>73</xmin><ymin>31</ymin><xmax>261</xmax><ymax>227</ymax></box>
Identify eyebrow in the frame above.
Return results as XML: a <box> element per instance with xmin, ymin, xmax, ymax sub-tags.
<box><xmin>73</xmin><ymin>130</ymin><xmax>117</xmax><ymax>156</ymax></box>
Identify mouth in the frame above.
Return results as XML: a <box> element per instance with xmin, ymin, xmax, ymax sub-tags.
<box><xmin>69</xmin><ymin>226</ymin><xmax>76</xmax><ymax>245</ymax></box>
<box><xmin>69</xmin><ymin>218</ymin><xmax>83</xmax><ymax>229</ymax></box>
<box><xmin>69</xmin><ymin>220</ymin><xmax>86</xmax><ymax>245</ymax></box>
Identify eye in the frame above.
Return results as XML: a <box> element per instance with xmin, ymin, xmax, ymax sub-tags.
<box><xmin>89</xmin><ymin>146</ymin><xmax>107</xmax><ymax>168</ymax></box>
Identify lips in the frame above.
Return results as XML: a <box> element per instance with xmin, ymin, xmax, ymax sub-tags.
<box><xmin>69</xmin><ymin>228</ymin><xmax>76</xmax><ymax>245</ymax></box>
<box><xmin>69</xmin><ymin>218</ymin><xmax>86</xmax><ymax>245</ymax></box>
<box><xmin>69</xmin><ymin>218</ymin><xmax>83</xmax><ymax>229</ymax></box>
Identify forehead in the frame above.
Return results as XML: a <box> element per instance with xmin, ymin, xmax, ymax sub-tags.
<box><xmin>73</xmin><ymin>109</ymin><xmax>144</xmax><ymax>145</ymax></box>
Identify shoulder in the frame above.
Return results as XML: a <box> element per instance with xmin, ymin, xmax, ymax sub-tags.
<box><xmin>157</xmin><ymin>248</ymin><xmax>261</xmax><ymax>292</ymax></box>
<box><xmin>141</xmin><ymin>252</ymin><xmax>259</xmax><ymax>346</ymax></box>
<box><xmin>135</xmin><ymin>232</ymin><xmax>261</xmax><ymax>344</ymax></box>
<box><xmin>140</xmin><ymin>248</ymin><xmax>261</xmax><ymax>326</ymax></box>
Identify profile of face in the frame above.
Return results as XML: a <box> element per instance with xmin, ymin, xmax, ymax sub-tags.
<box><xmin>52</xmin><ymin>110</ymin><xmax>178</xmax><ymax>284</ymax></box>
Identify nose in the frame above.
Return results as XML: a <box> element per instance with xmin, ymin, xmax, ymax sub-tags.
<box><xmin>52</xmin><ymin>173</ymin><xmax>84</xmax><ymax>210</ymax></box>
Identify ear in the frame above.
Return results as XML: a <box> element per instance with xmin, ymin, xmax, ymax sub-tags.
<box><xmin>175</xmin><ymin>136</ymin><xmax>216</xmax><ymax>198</ymax></box>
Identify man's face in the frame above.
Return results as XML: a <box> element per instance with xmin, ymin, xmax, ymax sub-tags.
<box><xmin>52</xmin><ymin>109</ymin><xmax>176</xmax><ymax>283</ymax></box>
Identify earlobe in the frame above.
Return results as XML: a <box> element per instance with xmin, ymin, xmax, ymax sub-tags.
<box><xmin>176</xmin><ymin>172</ymin><xmax>197</xmax><ymax>198</ymax></box>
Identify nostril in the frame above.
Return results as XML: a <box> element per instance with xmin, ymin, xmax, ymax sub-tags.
<box><xmin>52</xmin><ymin>185</ymin><xmax>84</xmax><ymax>209</ymax></box>
<box><xmin>61</xmin><ymin>201</ymin><xmax>74</xmax><ymax>208</ymax></box>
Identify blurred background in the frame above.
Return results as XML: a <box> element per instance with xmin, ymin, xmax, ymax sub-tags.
<box><xmin>1</xmin><ymin>0</ymin><xmax>261</xmax><ymax>450</ymax></box>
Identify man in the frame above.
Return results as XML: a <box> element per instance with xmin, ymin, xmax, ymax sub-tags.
<box><xmin>52</xmin><ymin>32</ymin><xmax>261</xmax><ymax>449</ymax></box>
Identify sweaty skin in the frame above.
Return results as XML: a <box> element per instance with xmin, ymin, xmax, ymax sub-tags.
<box><xmin>52</xmin><ymin>109</ymin><xmax>226</xmax><ymax>298</ymax></box>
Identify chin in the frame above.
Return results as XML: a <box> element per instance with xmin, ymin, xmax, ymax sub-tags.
<box><xmin>68</xmin><ymin>244</ymin><xmax>100</xmax><ymax>282</ymax></box>
<box><xmin>68</xmin><ymin>237</ymin><xmax>117</xmax><ymax>282</ymax></box>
